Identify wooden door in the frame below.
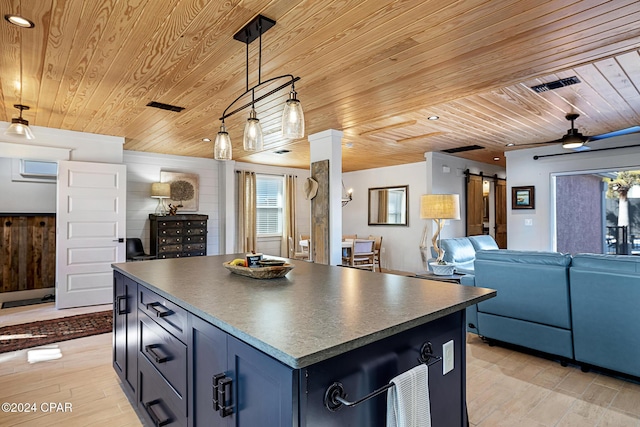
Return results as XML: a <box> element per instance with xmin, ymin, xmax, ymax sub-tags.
<box><xmin>495</xmin><ymin>180</ymin><xmax>507</xmax><ymax>248</ymax></box>
<box><xmin>56</xmin><ymin>161</ymin><xmax>127</xmax><ymax>308</ymax></box>
<box><xmin>466</xmin><ymin>174</ymin><xmax>484</xmax><ymax>236</ymax></box>
<box><xmin>0</xmin><ymin>214</ymin><xmax>55</xmax><ymax>293</ymax></box>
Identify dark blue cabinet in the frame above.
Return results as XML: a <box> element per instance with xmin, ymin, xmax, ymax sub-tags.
<box><xmin>189</xmin><ymin>314</ymin><xmax>296</xmax><ymax>427</ymax></box>
<box><xmin>113</xmin><ymin>271</ymin><xmax>137</xmax><ymax>397</ymax></box>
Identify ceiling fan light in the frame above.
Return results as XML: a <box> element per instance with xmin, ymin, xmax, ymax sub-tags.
<box><xmin>243</xmin><ymin>108</ymin><xmax>263</xmax><ymax>151</ymax></box>
<box><xmin>213</xmin><ymin>123</ymin><xmax>232</xmax><ymax>160</ymax></box>
<box><xmin>281</xmin><ymin>90</ymin><xmax>305</xmax><ymax>139</ymax></box>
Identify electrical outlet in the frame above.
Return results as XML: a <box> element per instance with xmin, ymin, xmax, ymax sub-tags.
<box><xmin>443</xmin><ymin>340</ymin><xmax>454</xmax><ymax>375</ymax></box>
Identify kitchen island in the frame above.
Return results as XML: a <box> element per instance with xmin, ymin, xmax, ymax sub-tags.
<box><xmin>112</xmin><ymin>254</ymin><xmax>495</xmax><ymax>426</ymax></box>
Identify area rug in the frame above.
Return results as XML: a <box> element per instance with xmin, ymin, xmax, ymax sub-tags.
<box><xmin>0</xmin><ymin>311</ymin><xmax>112</xmax><ymax>354</ymax></box>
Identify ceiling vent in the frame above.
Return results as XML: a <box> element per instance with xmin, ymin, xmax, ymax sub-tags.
<box><xmin>146</xmin><ymin>101</ymin><xmax>185</xmax><ymax>112</ymax></box>
<box><xmin>530</xmin><ymin>76</ymin><xmax>581</xmax><ymax>93</ymax></box>
<box><xmin>442</xmin><ymin>144</ymin><xmax>484</xmax><ymax>154</ymax></box>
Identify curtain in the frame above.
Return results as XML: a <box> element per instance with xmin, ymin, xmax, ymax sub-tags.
<box><xmin>236</xmin><ymin>171</ymin><xmax>256</xmax><ymax>253</ymax></box>
<box><xmin>281</xmin><ymin>174</ymin><xmax>297</xmax><ymax>256</ymax></box>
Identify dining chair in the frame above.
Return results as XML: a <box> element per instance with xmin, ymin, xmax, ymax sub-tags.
<box><xmin>351</xmin><ymin>239</ymin><xmax>375</xmax><ymax>271</ymax></box>
<box><xmin>299</xmin><ymin>234</ymin><xmax>311</xmax><ymax>258</ymax></box>
<box><xmin>288</xmin><ymin>236</ymin><xmax>309</xmax><ymax>260</ymax></box>
<box><xmin>368</xmin><ymin>235</ymin><xmax>383</xmax><ymax>272</ymax></box>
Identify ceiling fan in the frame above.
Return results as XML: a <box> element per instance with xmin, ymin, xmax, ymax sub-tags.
<box><xmin>507</xmin><ymin>113</ymin><xmax>640</xmax><ymax>150</ymax></box>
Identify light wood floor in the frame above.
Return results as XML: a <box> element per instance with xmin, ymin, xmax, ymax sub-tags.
<box><xmin>1</xmin><ymin>303</ymin><xmax>639</xmax><ymax>426</ymax></box>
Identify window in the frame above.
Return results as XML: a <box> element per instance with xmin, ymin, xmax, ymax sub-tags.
<box><xmin>256</xmin><ymin>175</ymin><xmax>284</xmax><ymax>236</ymax></box>
<box><xmin>11</xmin><ymin>159</ymin><xmax>58</xmax><ymax>183</ymax></box>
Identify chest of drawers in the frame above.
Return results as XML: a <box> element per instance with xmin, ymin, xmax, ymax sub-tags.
<box><xmin>149</xmin><ymin>214</ymin><xmax>208</xmax><ymax>259</ymax></box>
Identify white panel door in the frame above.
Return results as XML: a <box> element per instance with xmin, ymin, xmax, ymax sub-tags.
<box><xmin>56</xmin><ymin>160</ymin><xmax>126</xmax><ymax>309</ymax></box>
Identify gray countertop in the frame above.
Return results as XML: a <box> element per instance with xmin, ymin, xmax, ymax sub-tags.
<box><xmin>113</xmin><ymin>254</ymin><xmax>495</xmax><ymax>369</ymax></box>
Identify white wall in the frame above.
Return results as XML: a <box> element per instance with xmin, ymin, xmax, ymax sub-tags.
<box><xmin>342</xmin><ymin>153</ymin><xmax>506</xmax><ymax>274</ymax></box>
<box><xmin>506</xmin><ymin>134</ymin><xmax>640</xmax><ymax>250</ymax></box>
<box><xmin>123</xmin><ymin>151</ymin><xmax>221</xmax><ymax>256</ymax></box>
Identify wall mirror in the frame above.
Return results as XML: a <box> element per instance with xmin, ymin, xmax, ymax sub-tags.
<box><xmin>368</xmin><ymin>185</ymin><xmax>408</xmax><ymax>226</ymax></box>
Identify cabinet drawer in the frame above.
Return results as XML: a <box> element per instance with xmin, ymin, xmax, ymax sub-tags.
<box><xmin>183</xmin><ymin>235</ymin><xmax>205</xmax><ymax>244</ymax></box>
<box><xmin>159</xmin><ymin>236</ymin><xmax>182</xmax><ymax>244</ymax></box>
<box><xmin>185</xmin><ymin>228</ymin><xmax>205</xmax><ymax>236</ymax></box>
<box><xmin>140</xmin><ymin>312</ymin><xmax>187</xmax><ymax>402</ymax></box>
<box><xmin>183</xmin><ymin>243</ymin><xmax>205</xmax><ymax>252</ymax></box>
<box><xmin>159</xmin><ymin>228</ymin><xmax>184</xmax><ymax>237</ymax></box>
<box><xmin>139</xmin><ymin>286</ymin><xmax>188</xmax><ymax>342</ymax></box>
<box><xmin>159</xmin><ymin>244</ymin><xmax>183</xmax><ymax>253</ymax></box>
<box><xmin>157</xmin><ymin>220</ymin><xmax>184</xmax><ymax>228</ymax></box>
<box><xmin>185</xmin><ymin>220</ymin><xmax>207</xmax><ymax>227</ymax></box>
<box><xmin>183</xmin><ymin>251</ymin><xmax>206</xmax><ymax>257</ymax></box>
<box><xmin>138</xmin><ymin>354</ymin><xmax>186</xmax><ymax>426</ymax></box>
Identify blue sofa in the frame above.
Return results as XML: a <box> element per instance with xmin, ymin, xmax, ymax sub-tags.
<box><xmin>462</xmin><ymin>250</ymin><xmax>640</xmax><ymax>378</ymax></box>
<box><xmin>570</xmin><ymin>254</ymin><xmax>640</xmax><ymax>378</ymax></box>
<box><xmin>434</xmin><ymin>235</ymin><xmax>499</xmax><ymax>274</ymax></box>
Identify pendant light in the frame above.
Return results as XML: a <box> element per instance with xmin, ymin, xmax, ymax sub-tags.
<box><xmin>5</xmin><ymin>1</ymin><xmax>35</xmax><ymax>140</ymax></box>
<box><xmin>214</xmin><ymin>15</ymin><xmax>304</xmax><ymax>160</ymax></box>
<box><xmin>214</xmin><ymin>122</ymin><xmax>232</xmax><ymax>160</ymax></box>
<box><xmin>282</xmin><ymin>88</ymin><xmax>305</xmax><ymax>139</ymax></box>
<box><xmin>6</xmin><ymin>104</ymin><xmax>35</xmax><ymax>139</ymax></box>
<box><xmin>243</xmin><ymin>107</ymin><xmax>263</xmax><ymax>151</ymax></box>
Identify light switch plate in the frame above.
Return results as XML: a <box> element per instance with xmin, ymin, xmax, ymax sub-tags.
<box><xmin>443</xmin><ymin>340</ymin><xmax>454</xmax><ymax>375</ymax></box>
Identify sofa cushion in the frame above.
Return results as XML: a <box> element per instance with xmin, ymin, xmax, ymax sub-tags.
<box><xmin>468</xmin><ymin>235</ymin><xmax>499</xmax><ymax>251</ymax></box>
<box><xmin>571</xmin><ymin>252</ymin><xmax>640</xmax><ymax>273</ymax></box>
<box><xmin>474</xmin><ymin>250</ymin><xmax>572</xmax><ymax>329</ymax></box>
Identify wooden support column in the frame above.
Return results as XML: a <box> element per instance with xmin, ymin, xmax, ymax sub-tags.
<box><xmin>308</xmin><ymin>130</ymin><xmax>343</xmax><ymax>265</ymax></box>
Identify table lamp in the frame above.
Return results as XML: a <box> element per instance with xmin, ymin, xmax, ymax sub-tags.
<box><xmin>419</xmin><ymin>194</ymin><xmax>461</xmax><ymax>272</ymax></box>
<box><xmin>151</xmin><ymin>182</ymin><xmax>171</xmax><ymax>216</ymax></box>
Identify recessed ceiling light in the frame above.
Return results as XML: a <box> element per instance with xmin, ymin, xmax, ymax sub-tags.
<box><xmin>4</xmin><ymin>14</ymin><xmax>35</xmax><ymax>28</ymax></box>
<box><xmin>506</xmin><ymin>142</ymin><xmax>515</xmax><ymax>147</ymax></box>
<box><xmin>493</xmin><ymin>157</ymin><xmax>500</xmax><ymax>161</ymax></box>
<box><xmin>202</xmin><ymin>138</ymin><xmax>211</xmax><ymax>142</ymax></box>
<box><xmin>428</xmin><ymin>116</ymin><xmax>439</xmax><ymax>121</ymax></box>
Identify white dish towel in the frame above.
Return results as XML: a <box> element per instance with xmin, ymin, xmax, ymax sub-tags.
<box><xmin>386</xmin><ymin>364</ymin><xmax>431</xmax><ymax>427</ymax></box>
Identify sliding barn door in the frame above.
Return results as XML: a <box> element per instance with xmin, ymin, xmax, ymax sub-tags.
<box><xmin>495</xmin><ymin>179</ymin><xmax>507</xmax><ymax>248</ymax></box>
<box><xmin>466</xmin><ymin>174</ymin><xmax>484</xmax><ymax>236</ymax></box>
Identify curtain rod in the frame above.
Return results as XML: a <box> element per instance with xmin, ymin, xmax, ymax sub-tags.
<box><xmin>463</xmin><ymin>169</ymin><xmax>506</xmax><ymax>181</ymax></box>
<box><xmin>235</xmin><ymin>170</ymin><xmax>297</xmax><ymax>178</ymax></box>
<box><xmin>533</xmin><ymin>143</ymin><xmax>640</xmax><ymax>160</ymax></box>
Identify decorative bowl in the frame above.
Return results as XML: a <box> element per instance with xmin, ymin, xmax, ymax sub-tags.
<box><xmin>223</xmin><ymin>262</ymin><xmax>294</xmax><ymax>279</ymax></box>
<box><xmin>429</xmin><ymin>262</ymin><xmax>455</xmax><ymax>276</ymax></box>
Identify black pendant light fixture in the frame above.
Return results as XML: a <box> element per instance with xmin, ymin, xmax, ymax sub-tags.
<box><xmin>214</xmin><ymin>15</ymin><xmax>304</xmax><ymax>160</ymax></box>
<box><xmin>5</xmin><ymin>0</ymin><xmax>35</xmax><ymax>140</ymax></box>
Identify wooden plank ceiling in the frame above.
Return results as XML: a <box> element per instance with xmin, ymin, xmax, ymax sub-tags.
<box><xmin>1</xmin><ymin>0</ymin><xmax>640</xmax><ymax>171</ymax></box>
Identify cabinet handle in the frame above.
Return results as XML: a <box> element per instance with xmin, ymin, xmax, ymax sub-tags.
<box><xmin>213</xmin><ymin>373</ymin><xmax>233</xmax><ymax>417</ymax></box>
<box><xmin>144</xmin><ymin>399</ymin><xmax>172</xmax><ymax>427</ymax></box>
<box><xmin>145</xmin><ymin>344</ymin><xmax>169</xmax><ymax>364</ymax></box>
<box><xmin>116</xmin><ymin>296</ymin><xmax>127</xmax><ymax>315</ymax></box>
<box><xmin>146</xmin><ymin>302</ymin><xmax>171</xmax><ymax>318</ymax></box>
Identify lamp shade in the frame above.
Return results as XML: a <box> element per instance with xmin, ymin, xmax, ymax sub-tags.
<box><xmin>5</xmin><ymin>118</ymin><xmax>35</xmax><ymax>139</ymax></box>
<box><xmin>281</xmin><ymin>90</ymin><xmax>304</xmax><ymax>138</ymax></box>
<box><xmin>243</xmin><ymin>108</ymin><xmax>263</xmax><ymax>151</ymax></box>
<box><xmin>214</xmin><ymin>124</ymin><xmax>232</xmax><ymax>160</ymax></box>
<box><xmin>151</xmin><ymin>182</ymin><xmax>171</xmax><ymax>198</ymax></box>
<box><xmin>420</xmin><ymin>194</ymin><xmax>460</xmax><ymax>220</ymax></box>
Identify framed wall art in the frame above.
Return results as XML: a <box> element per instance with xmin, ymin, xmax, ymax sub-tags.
<box><xmin>512</xmin><ymin>185</ymin><xmax>535</xmax><ymax>209</ymax></box>
<box><xmin>160</xmin><ymin>171</ymin><xmax>199</xmax><ymax>212</ymax></box>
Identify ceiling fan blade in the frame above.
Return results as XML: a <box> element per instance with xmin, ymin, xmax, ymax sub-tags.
<box><xmin>588</xmin><ymin>126</ymin><xmax>640</xmax><ymax>141</ymax></box>
<box><xmin>511</xmin><ymin>139</ymin><xmax>563</xmax><ymax>147</ymax></box>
